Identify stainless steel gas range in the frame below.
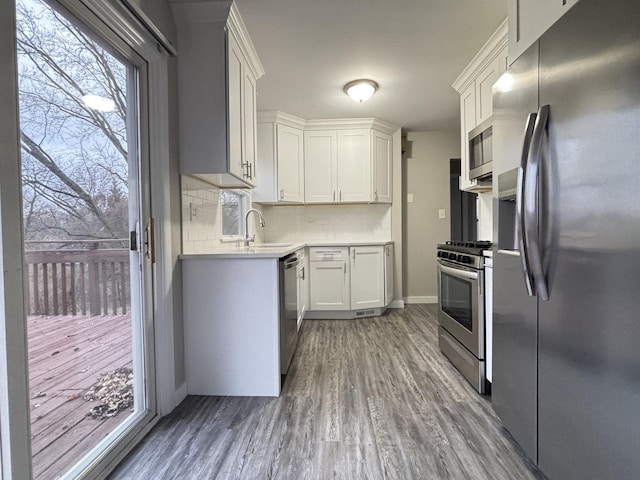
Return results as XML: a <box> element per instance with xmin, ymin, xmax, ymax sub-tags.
<box><xmin>436</xmin><ymin>240</ymin><xmax>491</xmax><ymax>393</ymax></box>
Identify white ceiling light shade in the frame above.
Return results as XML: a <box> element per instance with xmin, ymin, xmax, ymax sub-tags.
<box><xmin>343</xmin><ymin>79</ymin><xmax>378</xmax><ymax>103</ymax></box>
<box><xmin>81</xmin><ymin>94</ymin><xmax>116</xmax><ymax>112</ymax></box>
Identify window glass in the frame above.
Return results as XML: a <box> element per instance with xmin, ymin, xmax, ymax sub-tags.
<box><xmin>221</xmin><ymin>190</ymin><xmax>245</xmax><ymax>237</ymax></box>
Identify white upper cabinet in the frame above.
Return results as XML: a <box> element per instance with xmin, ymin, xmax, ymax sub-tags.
<box><xmin>475</xmin><ymin>56</ymin><xmax>502</xmax><ymax>125</ymax></box>
<box><xmin>259</xmin><ymin>115</ymin><xmax>397</xmax><ymax>204</ymax></box>
<box><xmin>304</xmin><ymin>130</ymin><xmax>337</xmax><ymax>203</ymax></box>
<box><xmin>508</xmin><ymin>0</ymin><xmax>580</xmax><ymax>64</ymax></box>
<box><xmin>171</xmin><ymin>2</ymin><xmax>264</xmax><ymax>188</ymax></box>
<box><xmin>254</xmin><ymin>112</ymin><xmax>305</xmax><ymax>203</ymax></box>
<box><xmin>304</xmin><ymin>118</ymin><xmax>397</xmax><ymax>204</ymax></box>
<box><xmin>337</xmin><ymin>129</ymin><xmax>371</xmax><ymax>203</ymax></box>
<box><xmin>452</xmin><ymin>19</ymin><xmax>507</xmax><ymax>193</ymax></box>
<box><xmin>372</xmin><ymin>130</ymin><xmax>393</xmax><ymax>204</ymax></box>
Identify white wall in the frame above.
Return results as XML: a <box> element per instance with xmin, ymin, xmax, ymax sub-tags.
<box><xmin>477</xmin><ymin>191</ymin><xmax>493</xmax><ymax>241</ymax></box>
<box><xmin>403</xmin><ymin>131</ymin><xmax>460</xmax><ymax>303</ymax></box>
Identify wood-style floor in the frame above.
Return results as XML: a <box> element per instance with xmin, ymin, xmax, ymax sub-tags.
<box><xmin>110</xmin><ymin>305</ymin><xmax>544</xmax><ymax>480</ymax></box>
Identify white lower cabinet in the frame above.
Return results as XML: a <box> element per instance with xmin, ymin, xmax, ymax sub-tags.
<box><xmin>308</xmin><ymin>244</ymin><xmax>393</xmax><ymax>317</ymax></box>
<box><xmin>384</xmin><ymin>244</ymin><xmax>394</xmax><ymax>305</ymax></box>
<box><xmin>309</xmin><ymin>260</ymin><xmax>350</xmax><ymax>310</ymax></box>
<box><xmin>350</xmin><ymin>246</ymin><xmax>384</xmax><ymax>309</ymax></box>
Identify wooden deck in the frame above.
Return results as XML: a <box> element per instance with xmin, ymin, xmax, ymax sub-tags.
<box><xmin>28</xmin><ymin>313</ymin><xmax>133</xmax><ymax>480</ymax></box>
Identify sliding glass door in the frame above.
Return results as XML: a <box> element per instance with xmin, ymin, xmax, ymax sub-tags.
<box><xmin>15</xmin><ymin>0</ymin><xmax>156</xmax><ymax>477</ymax></box>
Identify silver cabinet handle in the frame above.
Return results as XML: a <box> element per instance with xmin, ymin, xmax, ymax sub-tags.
<box><xmin>374</xmin><ymin>191</ymin><xmax>378</xmax><ymax>202</ymax></box>
<box><xmin>280</xmin><ymin>188</ymin><xmax>284</xmax><ymax>200</ymax></box>
<box><xmin>344</xmin><ymin>262</ymin><xmax>346</xmax><ymax>274</ymax></box>
<box><xmin>523</xmin><ymin>104</ymin><xmax>550</xmax><ymax>301</ymax></box>
<box><xmin>248</xmin><ymin>163</ymin><xmax>253</xmax><ymax>179</ymax></box>
<box><xmin>332</xmin><ymin>190</ymin><xmax>336</xmax><ymax>202</ymax></box>
<box><xmin>517</xmin><ymin>112</ymin><xmax>538</xmax><ymax>296</ymax></box>
<box><xmin>339</xmin><ymin>190</ymin><xmax>342</xmax><ymax>202</ymax></box>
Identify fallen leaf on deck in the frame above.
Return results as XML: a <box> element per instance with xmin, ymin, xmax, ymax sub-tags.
<box><xmin>84</xmin><ymin>367</ymin><xmax>133</xmax><ymax>420</ymax></box>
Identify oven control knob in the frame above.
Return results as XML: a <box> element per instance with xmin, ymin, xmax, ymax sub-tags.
<box><xmin>461</xmin><ymin>255</ymin><xmax>472</xmax><ymax>263</ymax></box>
<box><xmin>437</xmin><ymin>251</ymin><xmax>445</xmax><ymax>258</ymax></box>
<box><xmin>448</xmin><ymin>252</ymin><xmax>457</xmax><ymax>260</ymax></box>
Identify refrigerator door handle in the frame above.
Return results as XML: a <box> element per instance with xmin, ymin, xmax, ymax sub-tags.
<box><xmin>523</xmin><ymin>104</ymin><xmax>550</xmax><ymax>300</ymax></box>
<box><xmin>517</xmin><ymin>112</ymin><xmax>538</xmax><ymax>296</ymax></box>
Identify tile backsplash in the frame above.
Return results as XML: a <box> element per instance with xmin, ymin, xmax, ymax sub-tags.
<box><xmin>181</xmin><ymin>175</ymin><xmax>392</xmax><ymax>252</ymax></box>
<box><xmin>181</xmin><ymin>176</ymin><xmax>222</xmax><ymax>253</ymax></box>
<box><xmin>261</xmin><ymin>204</ymin><xmax>391</xmax><ymax>243</ymax></box>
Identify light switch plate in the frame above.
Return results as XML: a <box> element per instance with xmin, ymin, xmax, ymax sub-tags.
<box><xmin>407</xmin><ymin>193</ymin><xmax>414</xmax><ymax>203</ymax></box>
<box><xmin>438</xmin><ymin>209</ymin><xmax>446</xmax><ymax>219</ymax></box>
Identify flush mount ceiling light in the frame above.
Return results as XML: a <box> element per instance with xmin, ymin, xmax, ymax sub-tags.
<box><xmin>81</xmin><ymin>94</ymin><xmax>115</xmax><ymax>112</ymax></box>
<box><xmin>343</xmin><ymin>79</ymin><xmax>378</xmax><ymax>103</ymax></box>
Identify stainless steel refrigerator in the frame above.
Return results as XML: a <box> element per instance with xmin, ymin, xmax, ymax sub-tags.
<box><xmin>492</xmin><ymin>0</ymin><xmax>640</xmax><ymax>479</ymax></box>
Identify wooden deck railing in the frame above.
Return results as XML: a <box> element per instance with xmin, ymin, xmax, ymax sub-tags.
<box><xmin>24</xmin><ymin>241</ymin><xmax>130</xmax><ymax>317</ymax></box>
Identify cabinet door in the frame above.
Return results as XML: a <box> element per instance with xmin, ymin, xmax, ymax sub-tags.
<box><xmin>243</xmin><ymin>68</ymin><xmax>257</xmax><ymax>185</ymax></box>
<box><xmin>475</xmin><ymin>56</ymin><xmax>500</xmax><ymax>125</ymax></box>
<box><xmin>309</xmin><ymin>261</ymin><xmax>350</xmax><ymax>310</ymax></box>
<box><xmin>301</xmin><ymin>254</ymin><xmax>309</xmax><ymax>315</ymax></box>
<box><xmin>372</xmin><ymin>130</ymin><xmax>392</xmax><ymax>203</ymax></box>
<box><xmin>304</xmin><ymin>130</ymin><xmax>337</xmax><ymax>203</ymax></box>
<box><xmin>508</xmin><ymin>0</ymin><xmax>579</xmax><ymax>63</ymax></box>
<box><xmin>384</xmin><ymin>244</ymin><xmax>394</xmax><ymax>306</ymax></box>
<box><xmin>227</xmin><ymin>31</ymin><xmax>245</xmax><ymax>180</ymax></box>
<box><xmin>459</xmin><ymin>84</ymin><xmax>477</xmax><ymax>191</ymax></box>
<box><xmin>350</xmin><ymin>246</ymin><xmax>384</xmax><ymax>309</ymax></box>
<box><xmin>337</xmin><ymin>129</ymin><xmax>371</xmax><ymax>202</ymax></box>
<box><xmin>277</xmin><ymin>124</ymin><xmax>304</xmax><ymax>202</ymax></box>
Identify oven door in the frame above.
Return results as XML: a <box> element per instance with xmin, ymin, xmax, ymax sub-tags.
<box><xmin>437</xmin><ymin>260</ymin><xmax>484</xmax><ymax>358</ymax></box>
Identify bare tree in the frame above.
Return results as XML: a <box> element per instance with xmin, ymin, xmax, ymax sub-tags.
<box><xmin>17</xmin><ymin>0</ymin><xmax>130</xmax><ymax>242</ymax></box>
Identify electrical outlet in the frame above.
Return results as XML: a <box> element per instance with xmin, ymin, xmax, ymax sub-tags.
<box><xmin>438</xmin><ymin>209</ymin><xmax>446</xmax><ymax>219</ymax></box>
<box><xmin>407</xmin><ymin>193</ymin><xmax>414</xmax><ymax>204</ymax></box>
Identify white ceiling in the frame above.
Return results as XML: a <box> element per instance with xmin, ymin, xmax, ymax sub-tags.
<box><xmin>235</xmin><ymin>0</ymin><xmax>507</xmax><ymax>132</ymax></box>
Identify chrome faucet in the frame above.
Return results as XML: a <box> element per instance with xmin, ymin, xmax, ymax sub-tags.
<box><xmin>244</xmin><ymin>208</ymin><xmax>266</xmax><ymax>246</ymax></box>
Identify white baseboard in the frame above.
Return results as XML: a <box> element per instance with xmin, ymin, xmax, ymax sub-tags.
<box><xmin>389</xmin><ymin>300</ymin><xmax>405</xmax><ymax>309</ymax></box>
<box><xmin>404</xmin><ymin>296</ymin><xmax>438</xmax><ymax>304</ymax></box>
<box><xmin>175</xmin><ymin>381</ymin><xmax>188</xmax><ymax>407</ymax></box>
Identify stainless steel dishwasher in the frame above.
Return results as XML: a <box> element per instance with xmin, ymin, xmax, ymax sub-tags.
<box><xmin>280</xmin><ymin>252</ymin><xmax>300</xmax><ymax>374</ymax></box>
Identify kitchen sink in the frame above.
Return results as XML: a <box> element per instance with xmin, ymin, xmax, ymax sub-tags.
<box><xmin>252</xmin><ymin>243</ymin><xmax>294</xmax><ymax>248</ymax></box>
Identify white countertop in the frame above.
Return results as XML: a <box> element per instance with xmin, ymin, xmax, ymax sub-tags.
<box><xmin>180</xmin><ymin>240</ymin><xmax>393</xmax><ymax>260</ymax></box>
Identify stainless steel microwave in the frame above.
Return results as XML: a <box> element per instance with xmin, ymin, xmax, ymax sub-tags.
<box><xmin>468</xmin><ymin>117</ymin><xmax>493</xmax><ymax>180</ymax></box>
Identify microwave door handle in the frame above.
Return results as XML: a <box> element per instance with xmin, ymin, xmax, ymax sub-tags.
<box><xmin>517</xmin><ymin>112</ymin><xmax>538</xmax><ymax>296</ymax></box>
<box><xmin>523</xmin><ymin>105</ymin><xmax>550</xmax><ymax>301</ymax></box>
<box><xmin>438</xmin><ymin>263</ymin><xmax>479</xmax><ymax>281</ymax></box>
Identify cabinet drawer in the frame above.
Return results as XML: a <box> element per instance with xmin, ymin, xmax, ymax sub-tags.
<box><xmin>309</xmin><ymin>247</ymin><xmax>349</xmax><ymax>262</ymax></box>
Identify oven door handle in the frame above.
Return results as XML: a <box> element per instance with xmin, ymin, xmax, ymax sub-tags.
<box><xmin>438</xmin><ymin>263</ymin><xmax>479</xmax><ymax>281</ymax></box>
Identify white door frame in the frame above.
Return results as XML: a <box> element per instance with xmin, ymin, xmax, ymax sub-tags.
<box><xmin>0</xmin><ymin>2</ymin><xmax>33</xmax><ymax>476</ymax></box>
